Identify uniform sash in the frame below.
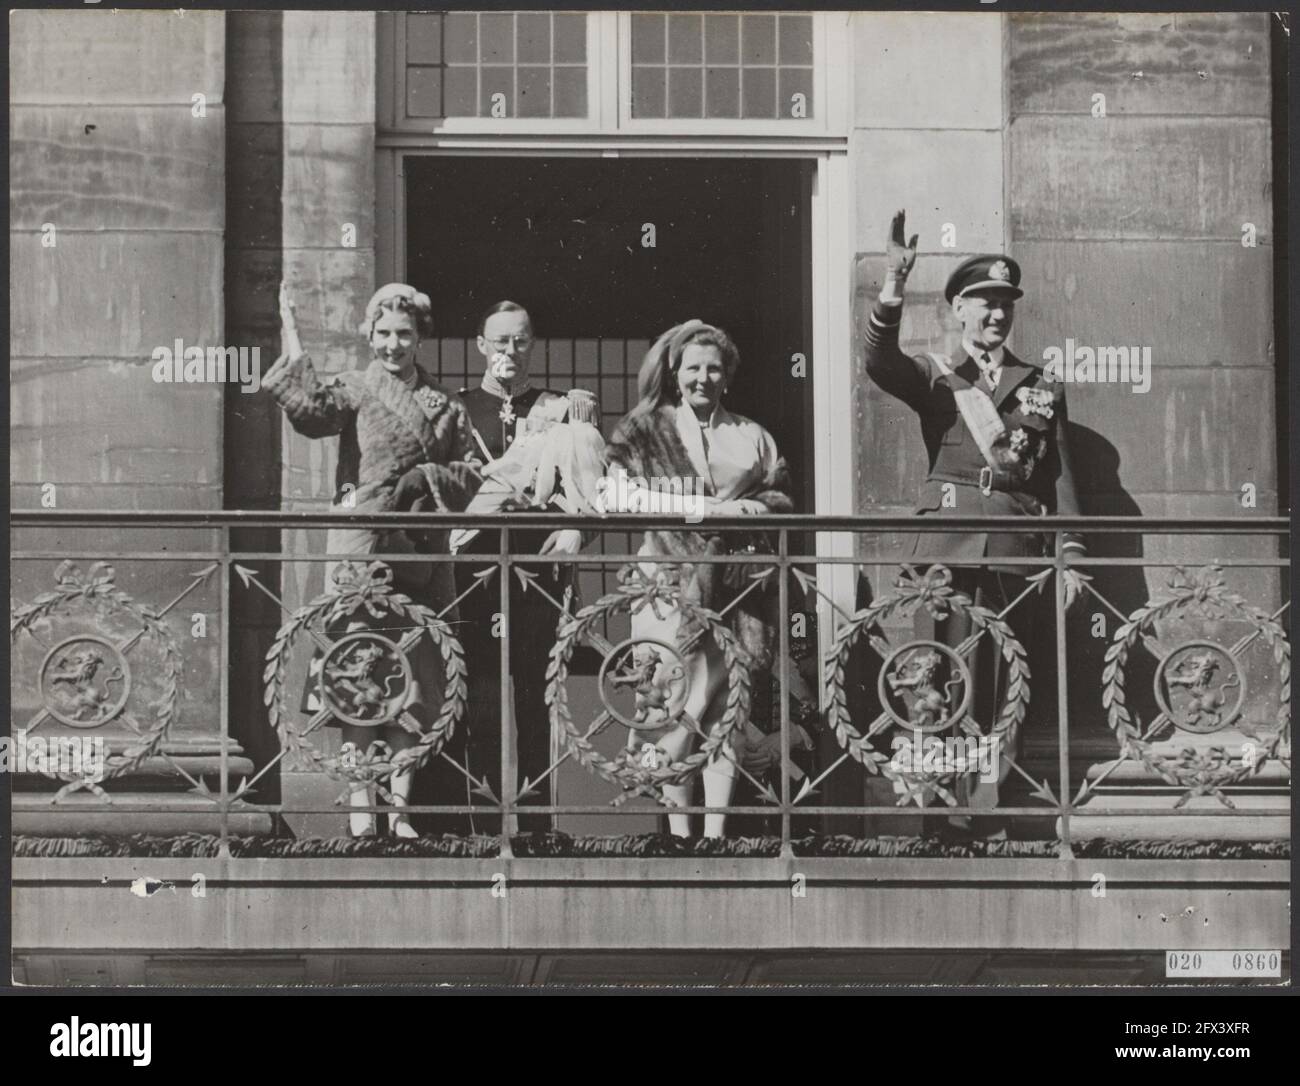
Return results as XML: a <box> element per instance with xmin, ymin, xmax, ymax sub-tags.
<box><xmin>927</xmin><ymin>353</ymin><xmax>1006</xmax><ymax>475</ymax></box>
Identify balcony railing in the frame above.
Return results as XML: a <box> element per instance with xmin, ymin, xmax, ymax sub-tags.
<box><xmin>9</xmin><ymin>510</ymin><xmax>1291</xmax><ymax>862</ymax></box>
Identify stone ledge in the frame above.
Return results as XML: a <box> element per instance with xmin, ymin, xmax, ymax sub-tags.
<box><xmin>12</xmin><ymin>832</ymin><xmax>1289</xmax><ymax>861</ymax></box>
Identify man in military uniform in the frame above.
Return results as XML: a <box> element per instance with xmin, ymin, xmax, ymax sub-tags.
<box><xmin>863</xmin><ymin>211</ymin><xmax>1086</xmax><ymax>832</ymax></box>
<box><xmin>452</xmin><ymin>301</ymin><xmax>591</xmax><ymax>834</ymax></box>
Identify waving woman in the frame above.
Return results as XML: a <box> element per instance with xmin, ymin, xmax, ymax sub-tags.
<box><xmin>600</xmin><ymin>321</ymin><xmax>793</xmax><ymax>837</ymax></box>
<box><xmin>263</xmin><ymin>282</ymin><xmax>483</xmax><ymax>836</ymax></box>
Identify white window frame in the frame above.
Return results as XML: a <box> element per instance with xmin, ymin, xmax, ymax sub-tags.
<box><xmin>383</xmin><ymin>10</ymin><xmax>611</xmax><ymax>134</ymax></box>
<box><xmin>616</xmin><ymin>11</ymin><xmax>844</xmax><ymax>136</ymax></box>
<box><xmin>380</xmin><ymin>11</ymin><xmax>845</xmax><ymax>138</ymax></box>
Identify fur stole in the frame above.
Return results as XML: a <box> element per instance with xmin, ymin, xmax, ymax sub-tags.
<box><xmin>606</xmin><ymin>405</ymin><xmax>793</xmax><ymax>671</ymax></box>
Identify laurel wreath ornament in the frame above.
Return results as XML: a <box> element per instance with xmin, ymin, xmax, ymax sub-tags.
<box><xmin>10</xmin><ymin>561</ymin><xmax>182</xmax><ymax>797</ymax></box>
<box><xmin>1102</xmin><ymin>565</ymin><xmax>1290</xmax><ymax>808</ymax></box>
<box><xmin>263</xmin><ymin>561</ymin><xmax>466</xmax><ymax>794</ymax></box>
<box><xmin>546</xmin><ymin>564</ymin><xmax>751</xmax><ymax>805</ymax></box>
<box><xmin>823</xmin><ymin>565</ymin><xmax>1030</xmax><ymax>806</ymax></box>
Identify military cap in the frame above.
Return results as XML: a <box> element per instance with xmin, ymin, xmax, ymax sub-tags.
<box><xmin>944</xmin><ymin>254</ymin><xmax>1024</xmax><ymax>304</ymax></box>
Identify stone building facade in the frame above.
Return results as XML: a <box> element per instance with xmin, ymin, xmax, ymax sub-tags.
<box><xmin>9</xmin><ymin>10</ymin><xmax>1288</xmax><ymax>983</ymax></box>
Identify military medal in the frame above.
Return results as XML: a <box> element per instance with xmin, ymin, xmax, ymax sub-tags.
<box><xmin>499</xmin><ymin>396</ymin><xmax>516</xmax><ymax>425</ymax></box>
<box><xmin>1015</xmin><ymin>386</ymin><xmax>1056</xmax><ymax>419</ymax></box>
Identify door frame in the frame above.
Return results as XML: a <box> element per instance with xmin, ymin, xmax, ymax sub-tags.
<box><xmin>376</xmin><ymin>143</ymin><xmax>858</xmax><ymax>655</ymax></box>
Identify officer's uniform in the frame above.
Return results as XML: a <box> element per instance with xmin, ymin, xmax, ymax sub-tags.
<box><xmin>451</xmin><ymin>383</ymin><xmax>575</xmax><ymax>835</ymax></box>
<box><xmin>864</xmin><ymin>255</ymin><xmax>1086</xmax><ymax>826</ymax></box>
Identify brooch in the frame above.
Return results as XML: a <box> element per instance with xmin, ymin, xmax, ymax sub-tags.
<box><xmin>414</xmin><ymin>385</ymin><xmax>447</xmax><ymax>418</ymax></box>
<box><xmin>1014</xmin><ymin>386</ymin><xmax>1055</xmax><ymax>419</ymax></box>
<box><xmin>1008</xmin><ymin>427</ymin><xmax>1031</xmax><ymax>456</ymax></box>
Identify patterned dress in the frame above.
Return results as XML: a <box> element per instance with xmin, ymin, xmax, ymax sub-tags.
<box><xmin>263</xmin><ymin>352</ymin><xmax>483</xmax><ymax>729</ymax></box>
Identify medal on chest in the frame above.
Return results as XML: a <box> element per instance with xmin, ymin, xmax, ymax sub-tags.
<box><xmin>499</xmin><ymin>396</ymin><xmax>516</xmax><ymax>426</ymax></box>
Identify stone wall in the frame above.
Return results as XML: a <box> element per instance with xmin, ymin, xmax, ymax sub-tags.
<box><xmin>850</xmin><ymin>12</ymin><xmax>1007</xmax><ymax>546</ymax></box>
<box><xmin>9</xmin><ymin>11</ymin><xmax>226</xmax><ymax>746</ymax></box>
<box><xmin>1007</xmin><ymin>12</ymin><xmax>1280</xmax><ymax>758</ymax></box>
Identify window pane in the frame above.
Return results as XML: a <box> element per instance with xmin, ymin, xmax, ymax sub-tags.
<box><xmin>631</xmin><ymin>13</ymin><xmax>665</xmax><ymax>64</ymax></box>
<box><xmin>553</xmin><ymin>66</ymin><xmax>587</xmax><ymax>118</ymax></box>
<box><xmin>600</xmin><ymin>375</ymin><xmax>627</xmax><ymax>415</ymax></box>
<box><xmin>407</xmin><ymin>66</ymin><xmax>443</xmax><ymax>117</ymax></box>
<box><xmin>631</xmin><ymin>66</ymin><xmax>666</xmax><ymax>119</ymax></box>
<box><xmin>741</xmin><ymin>67</ymin><xmax>775</xmax><ymax>118</ymax></box>
<box><xmin>554</xmin><ymin>13</ymin><xmax>586</xmax><ymax>63</ymax></box>
<box><xmin>667</xmin><ymin>66</ymin><xmax>703</xmax><ymax>118</ymax></box>
<box><xmin>443</xmin><ymin>13</ymin><xmax>477</xmax><ymax>64</ymax></box>
<box><xmin>740</xmin><ymin>15</ymin><xmax>776</xmax><ymax>65</ymax></box>
<box><xmin>406</xmin><ymin>13</ymin><xmax>443</xmax><ymax>65</ymax></box>
<box><xmin>667</xmin><ymin>14</ymin><xmax>703</xmax><ymax>64</ymax></box>
<box><xmin>778</xmin><ymin>14</ymin><xmax>814</xmax><ymax>66</ymax></box>
<box><xmin>480</xmin><ymin>13</ymin><xmax>514</xmax><ymax>64</ymax></box>
<box><xmin>518</xmin><ymin>65</ymin><xmax>551</xmax><ymax>118</ymax></box>
<box><xmin>517</xmin><ymin>13</ymin><xmax>550</xmax><ymax>64</ymax></box>
<box><xmin>443</xmin><ymin>66</ymin><xmax>477</xmax><ymax>116</ymax></box>
<box><xmin>629</xmin><ymin>11</ymin><xmax>813</xmax><ymax>122</ymax></box>
<box><xmin>480</xmin><ymin>66</ymin><xmax>515</xmax><ymax>114</ymax></box>
<box><xmin>705</xmin><ymin>67</ymin><xmax>739</xmax><ymax>118</ymax></box>
<box><xmin>704</xmin><ymin>14</ymin><xmax>739</xmax><ymax>64</ymax></box>
<box><xmin>778</xmin><ymin>67</ymin><xmax>813</xmax><ymax>119</ymax></box>
<box><xmin>403</xmin><ymin>12</ymin><xmax>589</xmax><ymax>120</ymax></box>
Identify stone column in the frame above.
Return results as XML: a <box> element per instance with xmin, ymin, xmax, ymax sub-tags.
<box><xmin>846</xmin><ymin>12</ymin><xmax>1007</xmax><ymax>834</ymax></box>
<box><xmin>224</xmin><ymin>11</ymin><xmax>378</xmax><ymax>836</ymax></box>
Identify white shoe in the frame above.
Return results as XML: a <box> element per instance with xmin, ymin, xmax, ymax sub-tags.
<box><xmin>390</xmin><ymin>818</ymin><xmax>419</xmax><ymax>840</ymax></box>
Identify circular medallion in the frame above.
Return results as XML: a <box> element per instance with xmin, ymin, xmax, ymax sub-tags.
<box><xmin>549</xmin><ymin>566</ymin><xmax>751</xmax><ymax>798</ymax></box>
<box><xmin>318</xmin><ymin>632</ymin><xmax>412</xmax><ymax>728</ymax></box>
<box><xmin>39</xmin><ymin>635</ymin><xmax>131</xmax><ymax>728</ymax></box>
<box><xmin>1154</xmin><ymin>640</ymin><xmax>1246</xmax><ymax>735</ymax></box>
<box><xmin>823</xmin><ymin>566</ymin><xmax>1028</xmax><ymax>806</ymax></box>
<box><xmin>877</xmin><ymin>640</ymin><xmax>973</xmax><ymax>734</ymax></box>
<box><xmin>597</xmin><ymin>637</ymin><xmax>692</xmax><ymax>731</ymax></box>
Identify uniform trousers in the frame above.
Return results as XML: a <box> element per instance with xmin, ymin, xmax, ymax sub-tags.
<box><xmin>909</xmin><ymin>565</ymin><xmax>1038</xmax><ymax>827</ymax></box>
<box><xmin>449</xmin><ymin>529</ymin><xmax>564</xmax><ymax>835</ymax></box>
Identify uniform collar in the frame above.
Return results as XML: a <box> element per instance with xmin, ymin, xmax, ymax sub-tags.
<box><xmin>481</xmin><ymin>372</ymin><xmax>533</xmax><ymax>401</ymax></box>
<box><xmin>961</xmin><ymin>341</ymin><xmax>1006</xmax><ymax>370</ymax></box>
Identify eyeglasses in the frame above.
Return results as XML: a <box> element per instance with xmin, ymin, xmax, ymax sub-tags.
<box><xmin>487</xmin><ymin>335</ymin><xmax>534</xmax><ymax>350</ymax></box>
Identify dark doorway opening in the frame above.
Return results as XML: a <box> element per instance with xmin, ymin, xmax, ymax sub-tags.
<box><xmin>404</xmin><ymin>156</ymin><xmax>815</xmax><ymax>834</ymax></box>
<box><xmin>404</xmin><ymin>156</ymin><xmax>815</xmax><ymax>510</ymax></box>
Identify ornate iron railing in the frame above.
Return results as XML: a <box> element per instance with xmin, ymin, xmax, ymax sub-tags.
<box><xmin>9</xmin><ymin>511</ymin><xmax>1290</xmax><ymax>859</ymax></box>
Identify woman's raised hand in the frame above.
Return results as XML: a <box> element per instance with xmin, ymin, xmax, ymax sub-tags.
<box><xmin>279</xmin><ymin>281</ymin><xmax>304</xmax><ymax>359</ymax></box>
